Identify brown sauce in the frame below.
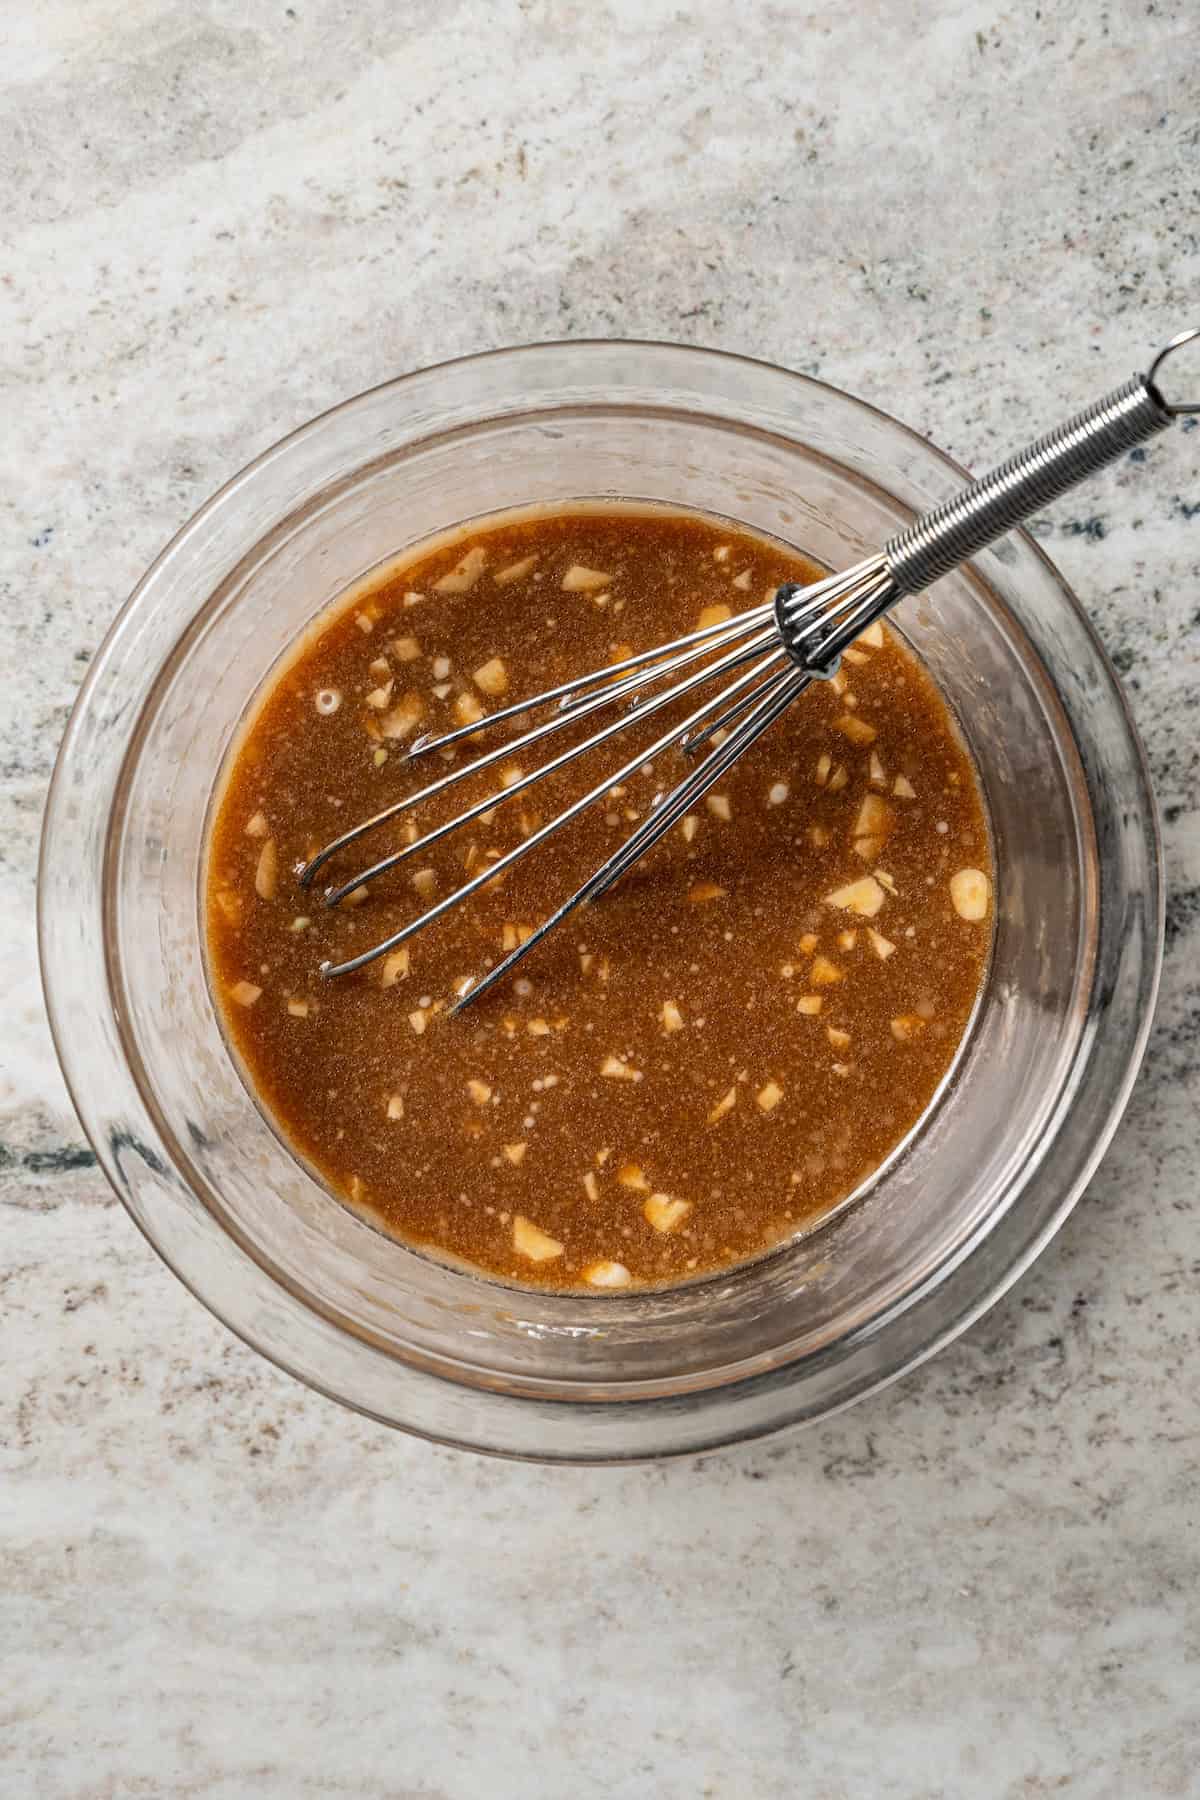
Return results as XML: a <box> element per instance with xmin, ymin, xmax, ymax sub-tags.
<box><xmin>205</xmin><ymin>506</ymin><xmax>993</xmax><ymax>1290</ymax></box>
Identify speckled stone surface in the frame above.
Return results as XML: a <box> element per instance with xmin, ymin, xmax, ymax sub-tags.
<box><xmin>3</xmin><ymin>2</ymin><xmax>1199</xmax><ymax>1794</ymax></box>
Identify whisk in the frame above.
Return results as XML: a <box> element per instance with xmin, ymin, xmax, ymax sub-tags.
<box><xmin>300</xmin><ymin>328</ymin><xmax>1198</xmax><ymax>1006</ymax></box>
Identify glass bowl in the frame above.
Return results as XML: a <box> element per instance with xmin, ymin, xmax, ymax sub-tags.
<box><xmin>39</xmin><ymin>341</ymin><xmax>1163</xmax><ymax>1461</ymax></box>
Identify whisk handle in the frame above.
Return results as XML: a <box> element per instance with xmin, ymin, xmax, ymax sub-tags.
<box><xmin>884</xmin><ymin>374</ymin><xmax>1172</xmax><ymax>596</ymax></box>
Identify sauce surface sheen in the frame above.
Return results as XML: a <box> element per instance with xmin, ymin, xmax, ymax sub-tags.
<box><xmin>206</xmin><ymin>507</ymin><xmax>993</xmax><ymax>1291</ymax></box>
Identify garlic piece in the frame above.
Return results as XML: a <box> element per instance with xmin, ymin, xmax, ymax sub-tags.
<box><xmin>473</xmin><ymin>656</ymin><xmax>509</xmax><ymax>697</ymax></box>
<box><xmin>494</xmin><ymin>554</ymin><xmax>538</xmax><ymax>586</ymax></box>
<box><xmin>381</xmin><ymin>694</ymin><xmax>424</xmax><ymax>739</ymax></box>
<box><xmin>380</xmin><ymin>947</ymin><xmax>410</xmax><ymax>986</ymax></box>
<box><xmin>697</xmin><ymin>602</ymin><xmax>732</xmax><ymax>629</ymax></box>
<box><xmin>810</xmin><ymin>954</ymin><xmax>845</xmax><ymax>986</ymax></box>
<box><xmin>513</xmin><ymin>1215</ymin><xmax>564</xmax><ymax>1262</ymax></box>
<box><xmin>466</xmin><ymin>1079</ymin><xmax>492</xmax><ymax>1106</ymax></box>
<box><xmin>867</xmin><ymin>928</ymin><xmax>896</xmax><ymax>960</ymax></box>
<box><xmin>254</xmin><ymin>837</ymin><xmax>278</xmax><ymax>901</ymax></box>
<box><xmin>453</xmin><ymin>691</ymin><xmax>485</xmax><ymax>729</ymax></box>
<box><xmin>600</xmin><ymin>1055</ymin><xmax>642</xmax><ymax>1081</ymax></box>
<box><xmin>834</xmin><ymin>713</ymin><xmax>877</xmax><ymax>745</ymax></box>
<box><xmin>583</xmin><ymin>1260</ymin><xmax>632</xmax><ymax>1289</ymax></box>
<box><xmin>708</xmin><ymin>1085</ymin><xmax>738</xmax><ymax>1124</ymax></box>
<box><xmin>950</xmin><ymin>867</ymin><xmax>992</xmax><ymax>921</ymax></box>
<box><xmin>660</xmin><ymin>999</ymin><xmax>684</xmax><ymax>1034</ymax></box>
<box><xmin>214</xmin><ymin>889</ymin><xmax>242</xmax><ymax>927</ymax></box>
<box><xmin>853</xmin><ymin>794</ymin><xmax>894</xmax><ymax>840</ymax></box>
<box><xmin>644</xmin><ymin>1194</ymin><xmax>691</xmax><ymax>1233</ymax></box>
<box><xmin>756</xmin><ymin>1080</ymin><xmax>784</xmax><ymax>1113</ymax></box>
<box><xmin>230</xmin><ymin>980</ymin><xmax>262</xmax><ymax>1008</ymax></box>
<box><xmin>435</xmin><ymin>545</ymin><xmax>488</xmax><ymax>593</ymax></box>
<box><xmin>825</xmin><ymin>876</ymin><xmax>886</xmax><ymax>918</ymax></box>
<box><xmin>502</xmin><ymin>1142</ymin><xmax>527</xmax><ymax>1166</ymax></box>
<box><xmin>561</xmin><ymin>564</ymin><xmax>612</xmax><ymax>592</ymax></box>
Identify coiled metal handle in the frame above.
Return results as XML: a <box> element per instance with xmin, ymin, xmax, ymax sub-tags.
<box><xmin>884</xmin><ymin>328</ymin><xmax>1199</xmax><ymax>597</ymax></box>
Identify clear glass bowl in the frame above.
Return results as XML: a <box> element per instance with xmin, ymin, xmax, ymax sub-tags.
<box><xmin>39</xmin><ymin>342</ymin><xmax>1163</xmax><ymax>1461</ymax></box>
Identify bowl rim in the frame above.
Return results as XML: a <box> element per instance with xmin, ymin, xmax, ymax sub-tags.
<box><xmin>39</xmin><ymin>336</ymin><xmax>1165</xmax><ymax>1460</ymax></box>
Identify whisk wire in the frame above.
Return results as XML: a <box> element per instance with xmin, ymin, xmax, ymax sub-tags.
<box><xmin>775</xmin><ymin>555</ymin><xmax>894</xmax><ymax>672</ymax></box>
<box><xmin>452</xmin><ymin>662</ymin><xmax>808</xmax><ymax>1009</ymax></box>
<box><xmin>591</xmin><ymin>667</ymin><xmax>810</xmax><ymax>902</ymax></box>
<box><xmin>303</xmin><ymin>610</ymin><xmax>774</xmax><ymax>900</ymax></box>
<box><xmin>318</xmin><ymin>641</ymin><xmax>787</xmax><ymax>980</ymax></box>
<box><xmin>681</xmin><ymin>656</ymin><xmax>795</xmax><ymax>750</ymax></box>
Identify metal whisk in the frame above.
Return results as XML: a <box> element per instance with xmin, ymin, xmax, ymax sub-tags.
<box><xmin>300</xmin><ymin>329</ymin><xmax>1198</xmax><ymax>1006</ymax></box>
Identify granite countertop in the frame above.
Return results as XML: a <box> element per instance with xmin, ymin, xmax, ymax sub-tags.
<box><xmin>3</xmin><ymin>2</ymin><xmax>1198</xmax><ymax>1794</ymax></box>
